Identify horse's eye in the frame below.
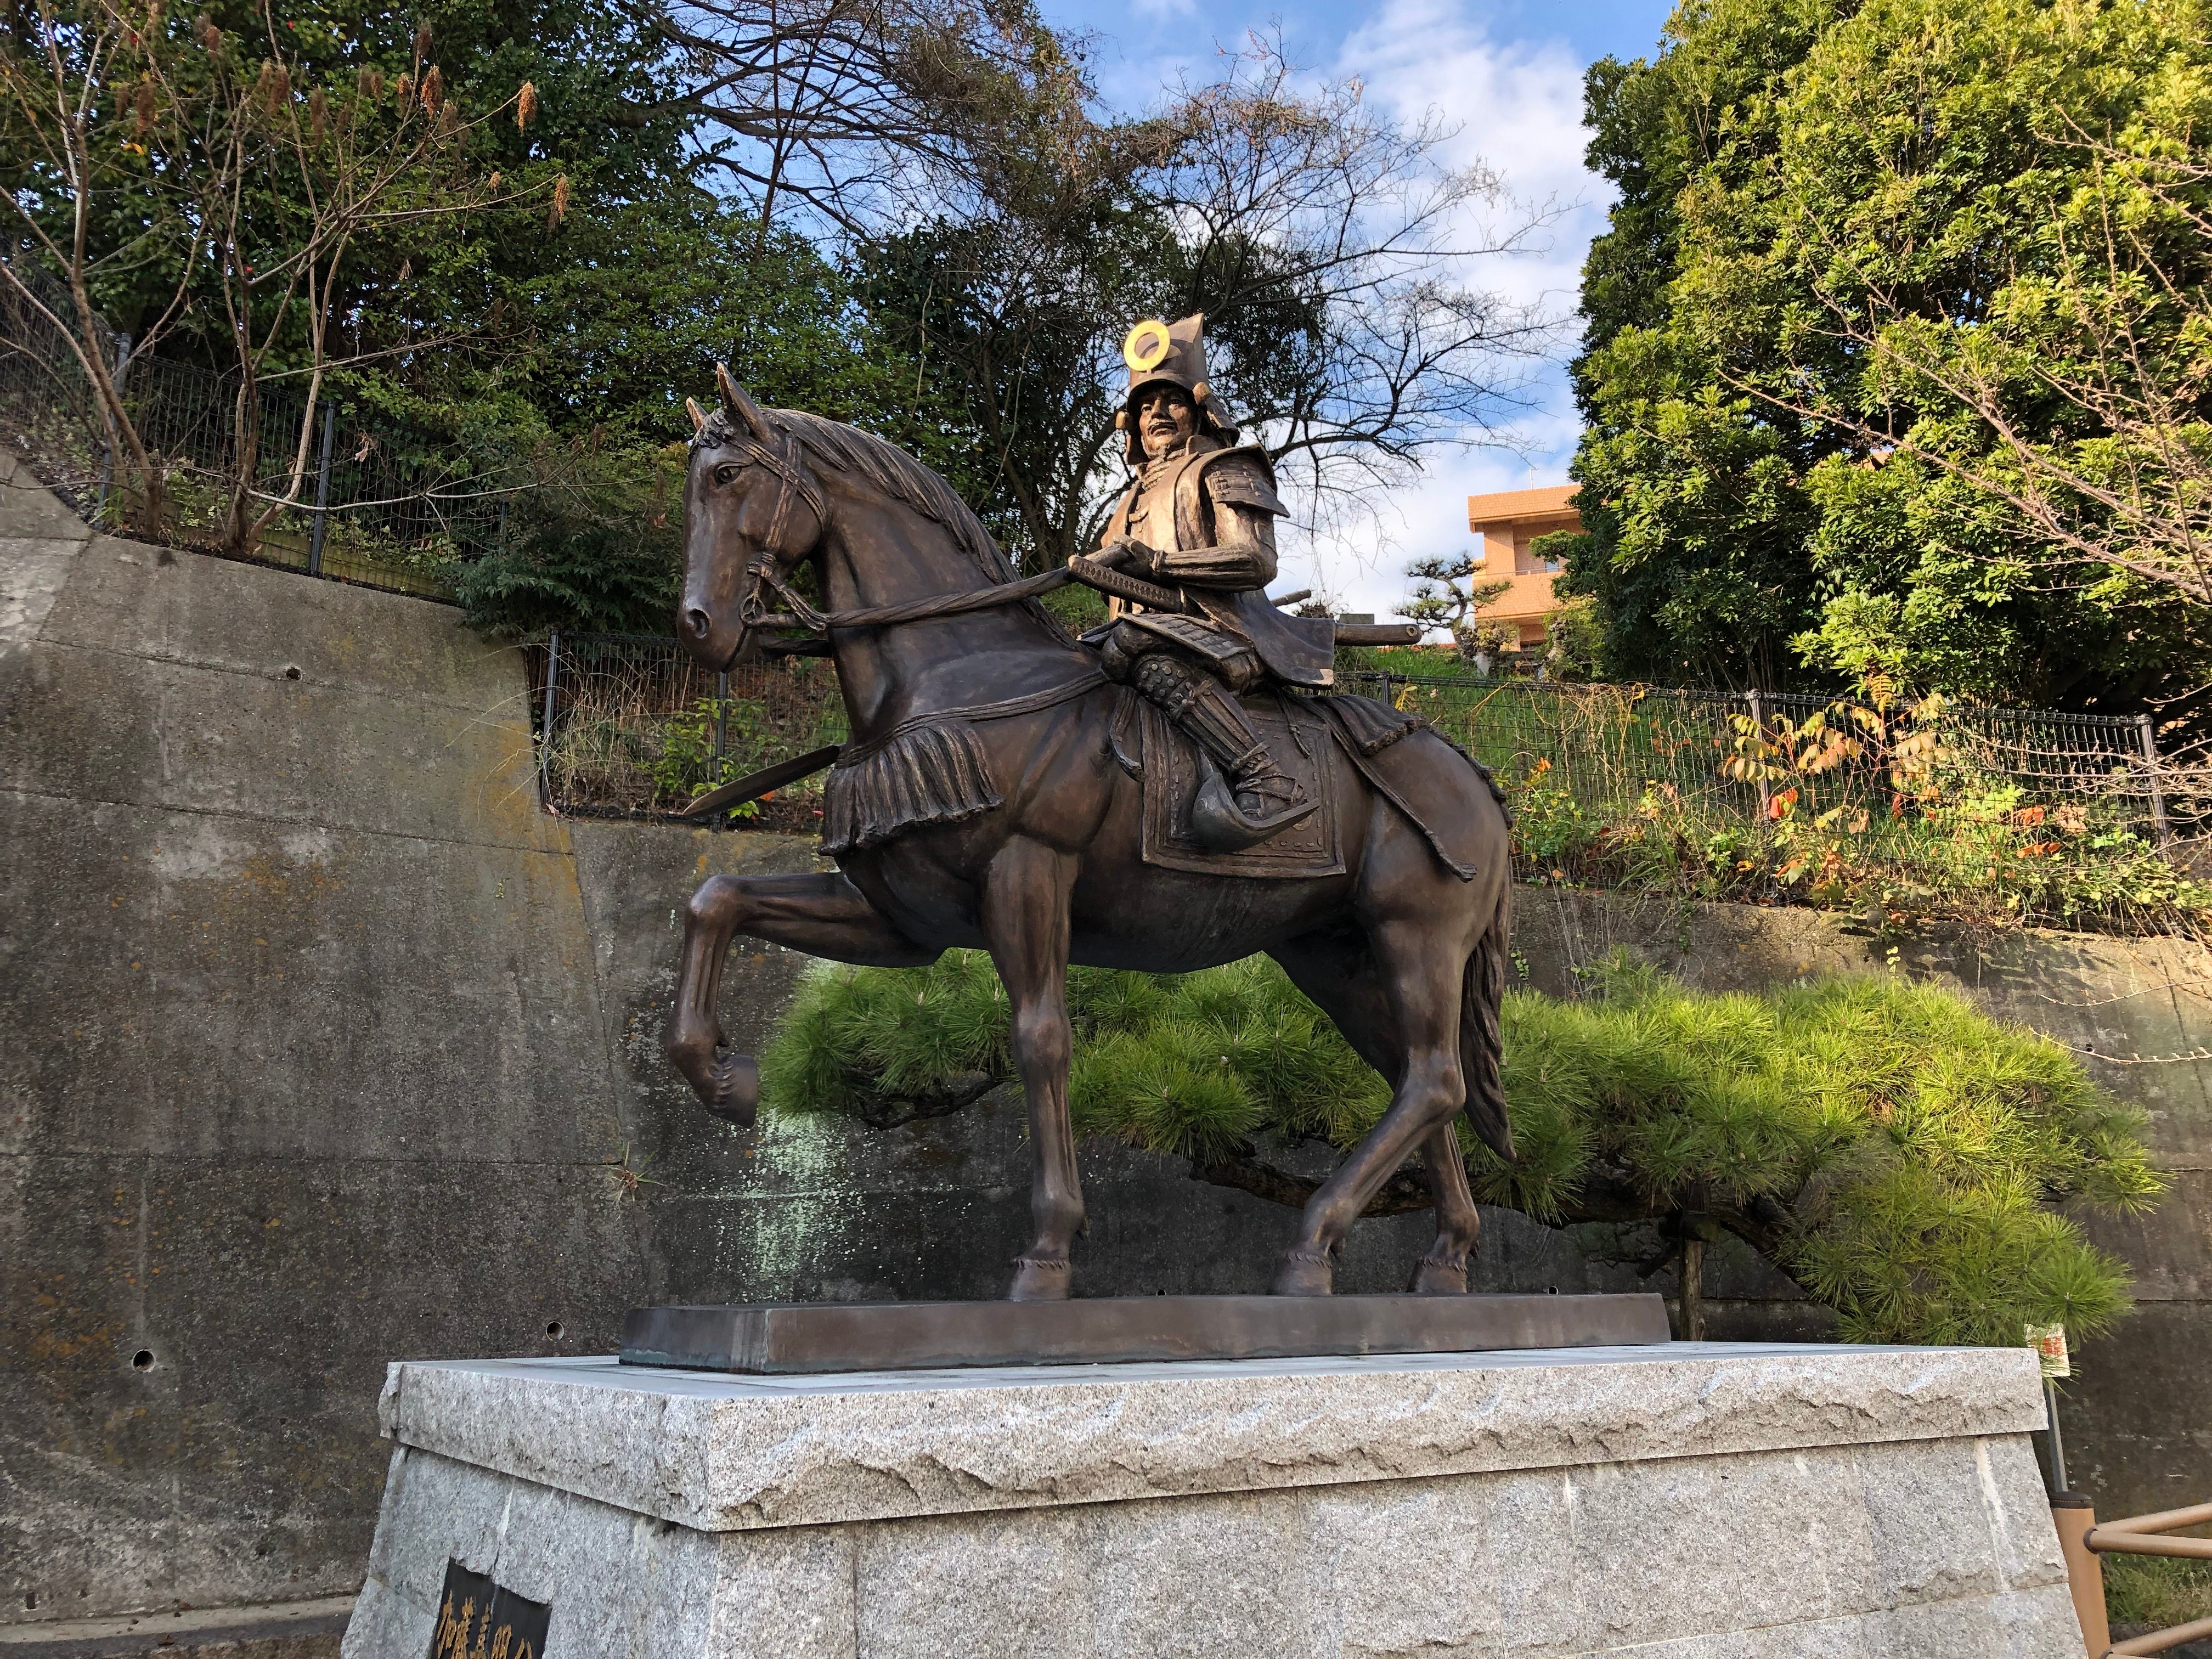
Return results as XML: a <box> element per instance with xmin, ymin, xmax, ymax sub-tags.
<box><xmin>714</xmin><ymin>464</ymin><xmax>741</xmax><ymax>487</ymax></box>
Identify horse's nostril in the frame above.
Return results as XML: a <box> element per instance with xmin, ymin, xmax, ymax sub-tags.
<box><xmin>686</xmin><ymin>607</ymin><xmax>712</xmax><ymax>639</ymax></box>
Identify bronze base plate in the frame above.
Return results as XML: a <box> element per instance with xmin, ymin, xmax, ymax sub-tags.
<box><xmin>618</xmin><ymin>1294</ymin><xmax>1672</xmax><ymax>1375</ymax></box>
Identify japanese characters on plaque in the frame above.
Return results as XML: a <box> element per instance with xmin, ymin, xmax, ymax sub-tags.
<box><xmin>426</xmin><ymin>1559</ymin><xmax>551</xmax><ymax>1659</ymax></box>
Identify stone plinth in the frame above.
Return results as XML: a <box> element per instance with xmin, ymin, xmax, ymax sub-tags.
<box><xmin>340</xmin><ymin>1342</ymin><xmax>2085</xmax><ymax>1658</ymax></box>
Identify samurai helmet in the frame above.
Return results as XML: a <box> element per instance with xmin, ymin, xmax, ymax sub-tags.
<box><xmin>1116</xmin><ymin>313</ymin><xmax>1236</xmax><ymax>462</ymax></box>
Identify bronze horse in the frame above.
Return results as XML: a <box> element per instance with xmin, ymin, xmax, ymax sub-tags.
<box><xmin>664</xmin><ymin>374</ymin><xmax>1516</xmax><ymax>1299</ymax></box>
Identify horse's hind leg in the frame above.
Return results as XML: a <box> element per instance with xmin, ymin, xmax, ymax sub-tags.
<box><xmin>1271</xmin><ymin>932</ymin><xmax>1478</xmax><ymax>1296</ymax></box>
<box><xmin>666</xmin><ymin>871</ymin><xmax>936</xmax><ymax>1123</ymax></box>
<box><xmin>1409</xmin><ymin>1122</ymin><xmax>1479</xmax><ymax>1294</ymax></box>
<box><xmin>1274</xmin><ymin>919</ymin><xmax>1472</xmax><ymax>1296</ymax></box>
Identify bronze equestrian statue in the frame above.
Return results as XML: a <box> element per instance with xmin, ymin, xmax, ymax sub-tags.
<box><xmin>664</xmin><ymin>321</ymin><xmax>1516</xmax><ymax>1300</ymax></box>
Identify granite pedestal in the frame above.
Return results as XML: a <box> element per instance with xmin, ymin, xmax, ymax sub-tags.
<box><xmin>340</xmin><ymin>1342</ymin><xmax>2085</xmax><ymax>1658</ymax></box>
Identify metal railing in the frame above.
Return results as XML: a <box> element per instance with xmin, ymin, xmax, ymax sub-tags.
<box><xmin>2090</xmin><ymin>1502</ymin><xmax>2212</xmax><ymax>1656</ymax></box>
<box><xmin>1</xmin><ymin>258</ymin><xmax>517</xmax><ymax>599</ymax></box>
<box><xmin>2054</xmin><ymin>1493</ymin><xmax>2212</xmax><ymax>1656</ymax></box>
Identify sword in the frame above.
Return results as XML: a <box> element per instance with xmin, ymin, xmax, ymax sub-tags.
<box><xmin>682</xmin><ymin>744</ymin><xmax>843</xmax><ymax>819</ymax></box>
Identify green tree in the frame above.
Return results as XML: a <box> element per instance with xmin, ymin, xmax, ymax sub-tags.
<box><xmin>1564</xmin><ymin>0</ymin><xmax>2212</xmax><ymax>707</ymax></box>
<box><xmin>1399</xmin><ymin>549</ymin><xmax>1511</xmax><ymax>662</ymax></box>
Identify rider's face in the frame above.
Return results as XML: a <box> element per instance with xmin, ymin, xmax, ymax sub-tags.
<box><xmin>1136</xmin><ymin>386</ymin><xmax>1197</xmax><ymax>457</ymax></box>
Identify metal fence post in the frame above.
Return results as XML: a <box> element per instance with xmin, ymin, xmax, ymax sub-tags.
<box><xmin>1745</xmin><ymin>689</ymin><xmax>1772</xmax><ymax>816</ymax></box>
<box><xmin>2136</xmin><ymin>713</ymin><xmax>2172</xmax><ymax>853</ymax></box>
<box><xmin>307</xmin><ymin>400</ymin><xmax>336</xmax><ymax>576</ymax></box>
<box><xmin>95</xmin><ymin>331</ymin><xmax>131</xmax><ymax>528</ymax></box>
<box><xmin>539</xmin><ymin>631</ymin><xmax>560</xmax><ymax>811</ymax></box>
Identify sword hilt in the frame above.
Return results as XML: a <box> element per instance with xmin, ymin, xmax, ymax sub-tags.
<box><xmin>1066</xmin><ymin>554</ymin><xmax>1189</xmax><ymax>614</ymax></box>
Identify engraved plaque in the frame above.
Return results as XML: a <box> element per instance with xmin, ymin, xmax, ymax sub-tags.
<box><xmin>426</xmin><ymin>1558</ymin><xmax>551</xmax><ymax>1659</ymax></box>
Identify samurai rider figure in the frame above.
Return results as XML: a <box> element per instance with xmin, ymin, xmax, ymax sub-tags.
<box><xmin>1087</xmin><ymin>313</ymin><xmax>1336</xmax><ymax>851</ymax></box>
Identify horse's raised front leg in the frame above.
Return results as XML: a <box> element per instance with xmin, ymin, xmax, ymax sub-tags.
<box><xmin>1276</xmin><ymin>921</ymin><xmax>1469</xmax><ymax>1296</ymax></box>
<box><xmin>666</xmin><ymin>871</ymin><xmax>936</xmax><ymax>1124</ymax></box>
<box><xmin>979</xmin><ymin>836</ymin><xmax>1082</xmax><ymax>1302</ymax></box>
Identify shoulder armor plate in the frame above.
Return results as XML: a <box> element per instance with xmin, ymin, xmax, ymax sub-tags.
<box><xmin>1200</xmin><ymin>449</ymin><xmax>1287</xmax><ymax>517</ymax></box>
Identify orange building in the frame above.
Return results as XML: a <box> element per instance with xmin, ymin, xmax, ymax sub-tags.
<box><xmin>1465</xmin><ymin>484</ymin><xmax>1580</xmax><ymax>650</ymax></box>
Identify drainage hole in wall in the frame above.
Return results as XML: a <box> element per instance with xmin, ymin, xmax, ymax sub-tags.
<box><xmin>546</xmin><ymin>1321</ymin><xmax>564</xmax><ymax>1339</ymax></box>
<box><xmin>24</xmin><ymin>1593</ymin><xmax>36</xmax><ymax>1611</ymax></box>
<box><xmin>132</xmin><ymin>1349</ymin><xmax>154</xmax><ymax>1370</ymax></box>
<box><xmin>283</xmin><ymin>666</ymin><xmax>301</xmax><ymax>679</ymax></box>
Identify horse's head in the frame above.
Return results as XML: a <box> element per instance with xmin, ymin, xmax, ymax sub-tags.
<box><xmin>678</xmin><ymin>364</ymin><xmax>828</xmax><ymax>669</ymax></box>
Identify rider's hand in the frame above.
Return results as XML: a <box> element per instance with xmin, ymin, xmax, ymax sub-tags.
<box><xmin>1096</xmin><ymin>538</ymin><xmax>1163</xmax><ymax>575</ymax></box>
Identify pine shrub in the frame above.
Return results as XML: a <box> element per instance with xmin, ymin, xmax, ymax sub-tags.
<box><xmin>760</xmin><ymin>953</ymin><xmax>2164</xmax><ymax>1345</ymax></box>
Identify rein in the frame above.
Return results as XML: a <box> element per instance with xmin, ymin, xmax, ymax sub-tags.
<box><xmin>746</xmin><ymin>557</ymin><xmax>1191</xmax><ymax>637</ymax></box>
<box><xmin>751</xmin><ymin>563</ymin><xmax>1075</xmax><ymax>635</ymax></box>
<box><xmin>712</xmin><ymin>406</ymin><xmax>1178</xmax><ymax>639</ymax></box>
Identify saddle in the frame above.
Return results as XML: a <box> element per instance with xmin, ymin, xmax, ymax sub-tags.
<box><xmin>1120</xmin><ymin>689</ymin><xmax>1500</xmax><ymax>882</ymax></box>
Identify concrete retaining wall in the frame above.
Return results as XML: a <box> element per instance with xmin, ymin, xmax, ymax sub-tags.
<box><xmin>3</xmin><ymin>451</ymin><xmax>2204</xmax><ymax>1637</ymax></box>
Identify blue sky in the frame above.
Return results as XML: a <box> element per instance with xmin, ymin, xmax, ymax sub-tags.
<box><xmin>1035</xmin><ymin>0</ymin><xmax>1678</xmax><ymax>616</ymax></box>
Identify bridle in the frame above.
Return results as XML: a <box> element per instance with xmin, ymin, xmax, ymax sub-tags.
<box><xmin>697</xmin><ymin>416</ymin><xmax>1084</xmax><ymax>639</ymax></box>
<box><xmin>705</xmin><ymin>421</ymin><xmax>832</xmax><ymax>634</ymax></box>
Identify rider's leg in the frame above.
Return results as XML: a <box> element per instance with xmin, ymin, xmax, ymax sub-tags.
<box><xmin>1119</xmin><ymin>641</ymin><xmax>1317</xmax><ymax>849</ymax></box>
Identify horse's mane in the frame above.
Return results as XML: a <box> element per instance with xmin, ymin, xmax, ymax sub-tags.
<box><xmin>697</xmin><ymin>406</ymin><xmax>1066</xmax><ymax>644</ymax></box>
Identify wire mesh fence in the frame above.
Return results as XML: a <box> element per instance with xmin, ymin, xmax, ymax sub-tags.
<box><xmin>1341</xmin><ymin>670</ymin><xmax>2205</xmax><ymax>927</ymax></box>
<box><xmin>538</xmin><ymin>633</ymin><xmax>847</xmax><ymax>830</ymax></box>
<box><xmin>1338</xmin><ymin>670</ymin><xmax>2182</xmax><ymax>835</ymax></box>
<box><xmin>539</xmin><ymin>637</ymin><xmax>2208</xmax><ymax>929</ymax></box>
<box><xmin>1</xmin><ymin>259</ymin><xmax>515</xmax><ymax>599</ymax></box>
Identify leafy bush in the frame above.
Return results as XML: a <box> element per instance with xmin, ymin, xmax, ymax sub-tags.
<box><xmin>763</xmin><ymin>953</ymin><xmax>2163</xmax><ymax>1345</ymax></box>
<box><xmin>454</xmin><ymin>440</ymin><xmax>686</xmax><ymax>637</ymax></box>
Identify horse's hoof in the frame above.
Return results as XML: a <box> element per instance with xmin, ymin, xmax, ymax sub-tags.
<box><xmin>1409</xmin><ymin>1253</ymin><xmax>1469</xmax><ymax>1295</ymax></box>
<box><xmin>1272</xmin><ymin>1248</ymin><xmax>1334</xmax><ymax>1297</ymax></box>
<box><xmin>701</xmin><ymin>1051</ymin><xmax>759</xmax><ymax>1126</ymax></box>
<box><xmin>1008</xmin><ymin>1256</ymin><xmax>1072</xmax><ymax>1301</ymax></box>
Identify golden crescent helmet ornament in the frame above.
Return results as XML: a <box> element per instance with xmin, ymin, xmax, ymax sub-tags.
<box><xmin>1122</xmin><ymin>319</ymin><xmax>1173</xmax><ymax>373</ymax></box>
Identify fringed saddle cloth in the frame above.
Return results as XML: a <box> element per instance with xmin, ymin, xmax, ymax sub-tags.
<box><xmin>820</xmin><ymin>670</ymin><xmax>1105</xmax><ymax>856</ymax></box>
<box><xmin>816</xmin><ymin>670</ymin><xmax>1506</xmax><ymax>887</ymax></box>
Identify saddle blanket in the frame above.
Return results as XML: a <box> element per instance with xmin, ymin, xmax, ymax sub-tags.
<box><xmin>1136</xmin><ymin>693</ymin><xmax>1345</xmax><ymax>878</ymax></box>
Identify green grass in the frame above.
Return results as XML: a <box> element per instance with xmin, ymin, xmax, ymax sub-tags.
<box><xmin>2104</xmin><ymin>1553</ymin><xmax>2212</xmax><ymax>1632</ymax></box>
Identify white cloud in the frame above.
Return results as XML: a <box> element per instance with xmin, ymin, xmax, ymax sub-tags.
<box><xmin>1275</xmin><ymin>0</ymin><xmax>1611</xmax><ymax>623</ymax></box>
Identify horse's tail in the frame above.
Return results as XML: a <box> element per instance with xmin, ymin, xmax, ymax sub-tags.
<box><xmin>1458</xmin><ymin>883</ymin><xmax>1516</xmax><ymax>1163</ymax></box>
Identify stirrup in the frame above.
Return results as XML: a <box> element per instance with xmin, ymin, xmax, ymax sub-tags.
<box><xmin>1189</xmin><ymin>757</ymin><xmax>1318</xmax><ymax>851</ymax></box>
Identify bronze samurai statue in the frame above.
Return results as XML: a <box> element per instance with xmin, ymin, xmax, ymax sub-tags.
<box><xmin>667</xmin><ymin>356</ymin><xmax>1515</xmax><ymax>1299</ymax></box>
<box><xmin>1085</xmin><ymin>314</ymin><xmax>1336</xmax><ymax>851</ymax></box>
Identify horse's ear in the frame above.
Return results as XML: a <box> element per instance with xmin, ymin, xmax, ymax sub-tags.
<box><xmin>715</xmin><ymin>363</ymin><xmax>772</xmax><ymax>441</ymax></box>
<box><xmin>685</xmin><ymin>397</ymin><xmax>708</xmax><ymax>435</ymax></box>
